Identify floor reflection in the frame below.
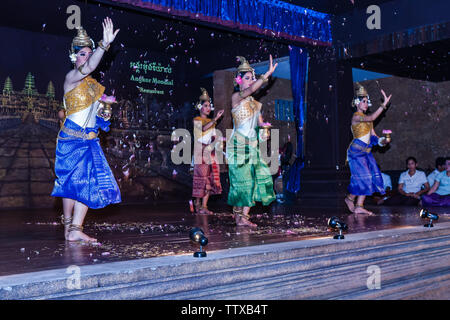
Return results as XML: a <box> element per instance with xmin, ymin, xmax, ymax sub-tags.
<box><xmin>0</xmin><ymin>203</ymin><xmax>448</xmax><ymax>276</ymax></box>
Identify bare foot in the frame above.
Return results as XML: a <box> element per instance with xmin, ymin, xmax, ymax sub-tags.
<box><xmin>67</xmin><ymin>230</ymin><xmax>97</xmax><ymax>243</ymax></box>
<box><xmin>198</xmin><ymin>207</ymin><xmax>214</xmax><ymax>215</ymax></box>
<box><xmin>354</xmin><ymin>206</ymin><xmax>374</xmax><ymax>215</ymax></box>
<box><xmin>344</xmin><ymin>197</ymin><xmax>355</xmax><ymax>213</ymax></box>
<box><xmin>236</xmin><ymin>216</ymin><xmax>257</xmax><ymax>228</ymax></box>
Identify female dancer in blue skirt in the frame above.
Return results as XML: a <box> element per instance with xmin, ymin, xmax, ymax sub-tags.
<box><xmin>51</xmin><ymin>18</ymin><xmax>121</xmax><ymax>242</ymax></box>
<box><xmin>344</xmin><ymin>83</ymin><xmax>392</xmax><ymax>215</ymax></box>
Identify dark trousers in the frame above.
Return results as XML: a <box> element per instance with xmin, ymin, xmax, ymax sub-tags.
<box><xmin>383</xmin><ymin>194</ymin><xmax>420</xmax><ymax>206</ymax></box>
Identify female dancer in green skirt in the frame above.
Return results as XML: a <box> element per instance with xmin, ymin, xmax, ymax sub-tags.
<box><xmin>227</xmin><ymin>55</ymin><xmax>278</xmax><ymax>227</ymax></box>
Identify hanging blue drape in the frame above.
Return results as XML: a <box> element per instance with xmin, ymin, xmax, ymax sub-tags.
<box><xmin>286</xmin><ymin>46</ymin><xmax>308</xmax><ymax>194</ymax></box>
<box><xmin>111</xmin><ymin>0</ymin><xmax>332</xmax><ymax>45</ymax></box>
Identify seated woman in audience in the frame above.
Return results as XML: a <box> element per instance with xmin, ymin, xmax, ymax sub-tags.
<box><xmin>427</xmin><ymin>157</ymin><xmax>446</xmax><ymax>186</ymax></box>
<box><xmin>421</xmin><ymin>157</ymin><xmax>450</xmax><ymax>207</ymax></box>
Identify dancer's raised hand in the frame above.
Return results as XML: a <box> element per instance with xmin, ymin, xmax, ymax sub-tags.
<box><xmin>102</xmin><ymin>17</ymin><xmax>120</xmax><ymax>46</ymax></box>
<box><xmin>215</xmin><ymin>109</ymin><xmax>224</xmax><ymax>121</ymax></box>
<box><xmin>381</xmin><ymin>89</ymin><xmax>392</xmax><ymax>107</ymax></box>
<box><xmin>266</xmin><ymin>55</ymin><xmax>278</xmax><ymax>76</ymax></box>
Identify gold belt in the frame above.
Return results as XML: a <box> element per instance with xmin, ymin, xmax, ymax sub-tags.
<box><xmin>351</xmin><ymin>141</ymin><xmax>371</xmax><ymax>153</ymax></box>
<box><xmin>60</xmin><ymin>125</ymin><xmax>98</xmax><ymax>140</ymax></box>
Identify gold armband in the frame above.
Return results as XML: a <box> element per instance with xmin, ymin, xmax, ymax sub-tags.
<box><xmin>259</xmin><ymin>75</ymin><xmax>269</xmax><ymax>83</ymax></box>
<box><xmin>98</xmin><ymin>40</ymin><xmax>110</xmax><ymax>52</ymax></box>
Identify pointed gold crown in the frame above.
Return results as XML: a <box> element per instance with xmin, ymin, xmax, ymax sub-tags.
<box><xmin>352</xmin><ymin>82</ymin><xmax>372</xmax><ymax>107</ymax></box>
<box><xmin>355</xmin><ymin>82</ymin><xmax>368</xmax><ymax>97</ymax></box>
<box><xmin>234</xmin><ymin>56</ymin><xmax>256</xmax><ymax>86</ymax></box>
<box><xmin>195</xmin><ymin>88</ymin><xmax>213</xmax><ymax>111</ymax></box>
<box><xmin>236</xmin><ymin>56</ymin><xmax>254</xmax><ymax>74</ymax></box>
<box><xmin>199</xmin><ymin>87</ymin><xmax>210</xmax><ymax>102</ymax></box>
<box><xmin>71</xmin><ymin>27</ymin><xmax>95</xmax><ymax>53</ymax></box>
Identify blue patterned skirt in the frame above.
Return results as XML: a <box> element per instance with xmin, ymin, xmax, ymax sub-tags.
<box><xmin>347</xmin><ymin>138</ymin><xmax>385</xmax><ymax>196</ymax></box>
<box><xmin>51</xmin><ymin>118</ymin><xmax>121</xmax><ymax>209</ymax></box>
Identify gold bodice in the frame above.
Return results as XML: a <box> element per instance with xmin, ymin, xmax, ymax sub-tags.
<box><xmin>64</xmin><ymin>76</ymin><xmax>105</xmax><ymax>116</ymax></box>
<box><xmin>232</xmin><ymin>96</ymin><xmax>262</xmax><ymax>128</ymax></box>
<box><xmin>351</xmin><ymin>112</ymin><xmax>373</xmax><ymax>138</ymax></box>
<box><xmin>193</xmin><ymin>116</ymin><xmax>214</xmax><ymax>138</ymax></box>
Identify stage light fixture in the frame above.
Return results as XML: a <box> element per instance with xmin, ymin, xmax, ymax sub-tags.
<box><xmin>327</xmin><ymin>216</ymin><xmax>348</xmax><ymax>240</ymax></box>
<box><xmin>189</xmin><ymin>227</ymin><xmax>208</xmax><ymax>257</ymax></box>
<box><xmin>419</xmin><ymin>209</ymin><xmax>439</xmax><ymax>228</ymax></box>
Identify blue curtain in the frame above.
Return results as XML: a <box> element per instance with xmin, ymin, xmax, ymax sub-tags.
<box><xmin>286</xmin><ymin>46</ymin><xmax>308</xmax><ymax>194</ymax></box>
<box><xmin>112</xmin><ymin>0</ymin><xmax>332</xmax><ymax>45</ymax></box>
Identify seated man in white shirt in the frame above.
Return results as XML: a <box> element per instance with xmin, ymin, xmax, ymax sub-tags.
<box><xmin>383</xmin><ymin>157</ymin><xmax>430</xmax><ymax>206</ymax></box>
<box><xmin>427</xmin><ymin>157</ymin><xmax>446</xmax><ymax>186</ymax></box>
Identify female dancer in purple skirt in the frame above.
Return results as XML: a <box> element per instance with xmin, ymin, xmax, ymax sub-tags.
<box><xmin>345</xmin><ymin>83</ymin><xmax>392</xmax><ymax>215</ymax></box>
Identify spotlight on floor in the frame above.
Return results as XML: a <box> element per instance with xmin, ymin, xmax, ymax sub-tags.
<box><xmin>189</xmin><ymin>227</ymin><xmax>208</xmax><ymax>257</ymax></box>
<box><xmin>420</xmin><ymin>209</ymin><xmax>439</xmax><ymax>228</ymax></box>
<box><xmin>328</xmin><ymin>216</ymin><xmax>348</xmax><ymax>239</ymax></box>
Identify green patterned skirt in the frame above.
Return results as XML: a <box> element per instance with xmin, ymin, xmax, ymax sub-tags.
<box><xmin>226</xmin><ymin>130</ymin><xmax>275</xmax><ymax>207</ymax></box>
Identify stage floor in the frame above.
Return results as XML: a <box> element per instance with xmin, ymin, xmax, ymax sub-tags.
<box><xmin>0</xmin><ymin>201</ymin><xmax>448</xmax><ymax>277</ymax></box>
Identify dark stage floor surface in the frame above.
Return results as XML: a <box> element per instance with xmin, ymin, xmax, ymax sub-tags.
<box><xmin>0</xmin><ymin>201</ymin><xmax>448</xmax><ymax>276</ymax></box>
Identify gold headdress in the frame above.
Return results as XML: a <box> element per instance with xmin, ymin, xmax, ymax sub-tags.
<box><xmin>236</xmin><ymin>56</ymin><xmax>254</xmax><ymax>74</ymax></box>
<box><xmin>195</xmin><ymin>88</ymin><xmax>213</xmax><ymax>111</ymax></box>
<box><xmin>69</xmin><ymin>27</ymin><xmax>95</xmax><ymax>63</ymax></box>
<box><xmin>354</xmin><ymin>82</ymin><xmax>368</xmax><ymax>98</ymax></box>
<box><xmin>199</xmin><ymin>87</ymin><xmax>210</xmax><ymax>102</ymax></box>
<box><xmin>234</xmin><ymin>56</ymin><xmax>256</xmax><ymax>86</ymax></box>
<box><xmin>352</xmin><ymin>82</ymin><xmax>372</xmax><ymax>107</ymax></box>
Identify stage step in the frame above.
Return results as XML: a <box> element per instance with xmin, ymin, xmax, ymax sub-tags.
<box><xmin>1</xmin><ymin>223</ymin><xmax>449</xmax><ymax>300</ymax></box>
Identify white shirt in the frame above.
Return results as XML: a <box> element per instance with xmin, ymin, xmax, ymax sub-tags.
<box><xmin>399</xmin><ymin>170</ymin><xmax>428</xmax><ymax>193</ymax></box>
<box><xmin>427</xmin><ymin>169</ymin><xmax>441</xmax><ymax>187</ymax></box>
<box><xmin>381</xmin><ymin>172</ymin><xmax>392</xmax><ymax>190</ymax></box>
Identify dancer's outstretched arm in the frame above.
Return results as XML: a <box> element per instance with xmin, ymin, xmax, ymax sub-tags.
<box><xmin>353</xmin><ymin>89</ymin><xmax>392</xmax><ymax>123</ymax></box>
<box><xmin>66</xmin><ymin>17</ymin><xmax>119</xmax><ymax>84</ymax></box>
<box><xmin>202</xmin><ymin>110</ymin><xmax>224</xmax><ymax>131</ymax></box>
<box><xmin>371</xmin><ymin>127</ymin><xmax>390</xmax><ymax>146</ymax></box>
<box><xmin>232</xmin><ymin>55</ymin><xmax>278</xmax><ymax>107</ymax></box>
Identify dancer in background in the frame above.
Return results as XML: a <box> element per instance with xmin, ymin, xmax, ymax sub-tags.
<box><xmin>345</xmin><ymin>83</ymin><xmax>392</xmax><ymax>215</ymax></box>
<box><xmin>51</xmin><ymin>18</ymin><xmax>121</xmax><ymax>242</ymax></box>
<box><xmin>192</xmin><ymin>88</ymin><xmax>224</xmax><ymax>214</ymax></box>
<box><xmin>227</xmin><ymin>56</ymin><xmax>277</xmax><ymax>227</ymax></box>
